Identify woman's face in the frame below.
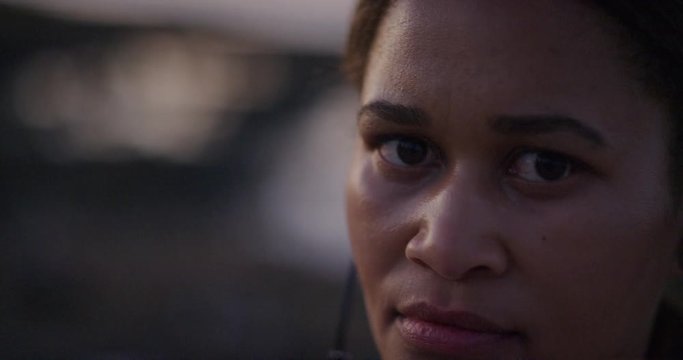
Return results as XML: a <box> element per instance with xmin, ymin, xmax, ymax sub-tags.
<box><xmin>346</xmin><ymin>1</ymin><xmax>682</xmax><ymax>359</ymax></box>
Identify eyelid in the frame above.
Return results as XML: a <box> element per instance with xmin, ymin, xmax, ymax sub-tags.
<box><xmin>510</xmin><ymin>151</ymin><xmax>570</xmax><ymax>182</ymax></box>
<box><xmin>504</xmin><ymin>147</ymin><xmax>595</xmax><ymax>190</ymax></box>
<box><xmin>364</xmin><ymin>132</ymin><xmax>433</xmax><ymax>153</ymax></box>
<box><xmin>367</xmin><ymin>134</ymin><xmax>445</xmax><ymax>180</ymax></box>
<box><xmin>379</xmin><ymin>137</ymin><xmax>439</xmax><ymax>167</ymax></box>
<box><xmin>505</xmin><ymin>147</ymin><xmax>586</xmax><ymax>169</ymax></box>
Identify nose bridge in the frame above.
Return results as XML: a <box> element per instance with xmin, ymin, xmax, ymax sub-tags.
<box><xmin>406</xmin><ymin>167</ymin><xmax>508</xmax><ymax>281</ymax></box>
<box><xmin>429</xmin><ymin>169</ymin><xmax>488</xmax><ymax>242</ymax></box>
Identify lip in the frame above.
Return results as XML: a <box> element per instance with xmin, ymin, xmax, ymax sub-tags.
<box><xmin>395</xmin><ymin>302</ymin><xmax>521</xmax><ymax>357</ymax></box>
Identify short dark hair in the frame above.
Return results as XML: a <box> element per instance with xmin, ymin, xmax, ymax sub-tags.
<box><xmin>343</xmin><ymin>0</ymin><xmax>683</xmax><ymax>197</ymax></box>
<box><xmin>343</xmin><ymin>0</ymin><xmax>392</xmax><ymax>91</ymax></box>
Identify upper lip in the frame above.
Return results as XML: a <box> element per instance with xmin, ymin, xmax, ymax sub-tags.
<box><xmin>398</xmin><ymin>302</ymin><xmax>515</xmax><ymax>334</ymax></box>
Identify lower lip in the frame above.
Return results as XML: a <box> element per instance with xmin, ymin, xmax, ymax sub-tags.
<box><xmin>396</xmin><ymin>315</ymin><xmax>517</xmax><ymax>357</ymax></box>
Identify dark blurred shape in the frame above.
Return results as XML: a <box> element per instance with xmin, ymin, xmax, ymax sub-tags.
<box><xmin>1</xmin><ymin>3</ymin><xmax>377</xmax><ymax>359</ymax></box>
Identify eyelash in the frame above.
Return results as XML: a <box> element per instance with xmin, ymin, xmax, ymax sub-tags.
<box><xmin>368</xmin><ymin>134</ymin><xmax>588</xmax><ymax>185</ymax></box>
<box><xmin>375</xmin><ymin>135</ymin><xmax>441</xmax><ymax>167</ymax></box>
<box><xmin>504</xmin><ymin>147</ymin><xmax>585</xmax><ymax>183</ymax></box>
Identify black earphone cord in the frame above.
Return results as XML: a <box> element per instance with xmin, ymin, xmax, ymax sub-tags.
<box><xmin>327</xmin><ymin>262</ymin><xmax>357</xmax><ymax>360</ymax></box>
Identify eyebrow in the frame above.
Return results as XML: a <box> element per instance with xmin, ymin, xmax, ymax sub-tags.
<box><xmin>358</xmin><ymin>100</ymin><xmax>431</xmax><ymax>127</ymax></box>
<box><xmin>358</xmin><ymin>100</ymin><xmax>607</xmax><ymax>148</ymax></box>
<box><xmin>491</xmin><ymin>115</ymin><xmax>606</xmax><ymax>147</ymax></box>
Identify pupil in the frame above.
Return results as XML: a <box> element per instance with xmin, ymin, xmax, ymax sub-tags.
<box><xmin>397</xmin><ymin>139</ymin><xmax>427</xmax><ymax>165</ymax></box>
<box><xmin>535</xmin><ymin>153</ymin><xmax>569</xmax><ymax>180</ymax></box>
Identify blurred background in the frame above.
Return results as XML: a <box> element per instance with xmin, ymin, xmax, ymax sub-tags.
<box><xmin>0</xmin><ymin>1</ymin><xmax>379</xmax><ymax>358</ymax></box>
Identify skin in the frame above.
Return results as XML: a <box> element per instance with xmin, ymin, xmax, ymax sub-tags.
<box><xmin>345</xmin><ymin>1</ymin><xmax>683</xmax><ymax>359</ymax></box>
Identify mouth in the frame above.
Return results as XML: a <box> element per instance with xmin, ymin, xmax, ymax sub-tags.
<box><xmin>395</xmin><ymin>302</ymin><xmax>523</xmax><ymax>358</ymax></box>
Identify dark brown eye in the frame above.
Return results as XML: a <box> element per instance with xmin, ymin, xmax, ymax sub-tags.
<box><xmin>509</xmin><ymin>150</ymin><xmax>572</xmax><ymax>182</ymax></box>
<box><xmin>378</xmin><ymin>137</ymin><xmax>434</xmax><ymax>167</ymax></box>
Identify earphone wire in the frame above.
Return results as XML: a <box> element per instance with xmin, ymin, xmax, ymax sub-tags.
<box><xmin>327</xmin><ymin>262</ymin><xmax>357</xmax><ymax>360</ymax></box>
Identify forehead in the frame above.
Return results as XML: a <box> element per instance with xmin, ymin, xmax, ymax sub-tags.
<box><xmin>364</xmin><ymin>0</ymin><xmax>621</xmax><ymax>97</ymax></box>
<box><xmin>362</xmin><ymin>0</ymin><xmax>664</xmax><ymax>139</ymax></box>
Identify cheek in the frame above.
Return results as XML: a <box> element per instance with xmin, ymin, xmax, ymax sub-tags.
<box><xmin>512</xmin><ymin>189</ymin><xmax>679</xmax><ymax>355</ymax></box>
<box><xmin>523</xmin><ymin>206</ymin><xmax>673</xmax><ymax>302</ymax></box>
<box><xmin>345</xmin><ymin>149</ymin><xmax>423</xmax><ymax>333</ymax></box>
<box><xmin>345</xmin><ymin>153</ymin><xmax>395</xmax><ymax>349</ymax></box>
<box><xmin>345</xmin><ymin>151</ymin><xmax>411</xmax><ymax>288</ymax></box>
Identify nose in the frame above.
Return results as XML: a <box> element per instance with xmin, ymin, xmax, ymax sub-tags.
<box><xmin>405</xmin><ymin>170</ymin><xmax>510</xmax><ymax>282</ymax></box>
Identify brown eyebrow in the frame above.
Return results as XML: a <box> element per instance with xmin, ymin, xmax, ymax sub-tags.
<box><xmin>358</xmin><ymin>100</ymin><xmax>431</xmax><ymax>127</ymax></box>
<box><xmin>491</xmin><ymin>115</ymin><xmax>607</xmax><ymax>147</ymax></box>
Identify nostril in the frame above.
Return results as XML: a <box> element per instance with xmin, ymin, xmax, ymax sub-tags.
<box><xmin>466</xmin><ymin>265</ymin><xmax>494</xmax><ymax>279</ymax></box>
<box><xmin>410</xmin><ymin>257</ymin><xmax>429</xmax><ymax>269</ymax></box>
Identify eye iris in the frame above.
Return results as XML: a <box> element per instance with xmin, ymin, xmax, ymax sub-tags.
<box><xmin>535</xmin><ymin>152</ymin><xmax>570</xmax><ymax>180</ymax></box>
<box><xmin>396</xmin><ymin>139</ymin><xmax>428</xmax><ymax>165</ymax></box>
